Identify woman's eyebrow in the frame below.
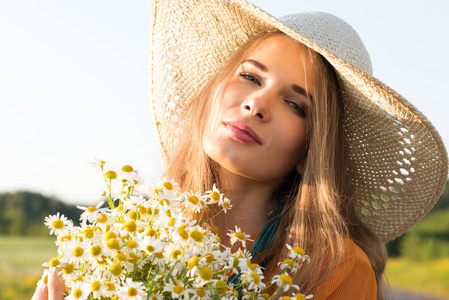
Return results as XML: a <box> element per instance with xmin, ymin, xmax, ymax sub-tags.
<box><xmin>242</xmin><ymin>59</ymin><xmax>268</xmax><ymax>71</ymax></box>
<box><xmin>292</xmin><ymin>84</ymin><xmax>313</xmax><ymax>102</ymax></box>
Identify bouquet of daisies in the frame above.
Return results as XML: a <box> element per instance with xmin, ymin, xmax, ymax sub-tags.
<box><xmin>37</xmin><ymin>161</ymin><xmax>312</xmax><ymax>300</ymax></box>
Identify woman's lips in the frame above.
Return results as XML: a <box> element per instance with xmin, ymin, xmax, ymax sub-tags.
<box><xmin>223</xmin><ymin>121</ymin><xmax>262</xmax><ymax>145</ymax></box>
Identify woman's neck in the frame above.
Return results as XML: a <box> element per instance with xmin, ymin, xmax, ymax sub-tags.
<box><xmin>216</xmin><ymin>170</ymin><xmax>278</xmax><ymax>244</ymax></box>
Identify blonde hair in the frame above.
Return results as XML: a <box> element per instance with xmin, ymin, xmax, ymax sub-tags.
<box><xmin>166</xmin><ymin>32</ymin><xmax>387</xmax><ymax>299</ymax></box>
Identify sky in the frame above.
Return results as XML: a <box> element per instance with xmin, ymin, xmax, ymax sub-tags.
<box><xmin>0</xmin><ymin>0</ymin><xmax>448</xmax><ymax>205</ymax></box>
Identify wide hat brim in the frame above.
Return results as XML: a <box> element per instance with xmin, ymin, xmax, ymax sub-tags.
<box><xmin>150</xmin><ymin>0</ymin><xmax>448</xmax><ymax>243</ymax></box>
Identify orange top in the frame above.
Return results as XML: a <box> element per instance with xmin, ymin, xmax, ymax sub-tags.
<box><xmin>246</xmin><ymin>231</ymin><xmax>377</xmax><ymax>299</ymax></box>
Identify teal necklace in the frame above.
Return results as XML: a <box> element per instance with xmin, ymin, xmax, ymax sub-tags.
<box><xmin>227</xmin><ymin>211</ymin><xmax>281</xmax><ymax>293</ymax></box>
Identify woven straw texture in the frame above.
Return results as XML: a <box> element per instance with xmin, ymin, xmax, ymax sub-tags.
<box><xmin>150</xmin><ymin>0</ymin><xmax>448</xmax><ymax>243</ymax></box>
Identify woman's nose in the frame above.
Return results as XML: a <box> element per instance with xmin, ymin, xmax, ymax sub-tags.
<box><xmin>241</xmin><ymin>93</ymin><xmax>271</xmax><ymax>120</ymax></box>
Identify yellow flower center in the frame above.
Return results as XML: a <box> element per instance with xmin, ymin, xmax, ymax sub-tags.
<box><xmin>216</xmin><ymin>280</ymin><xmax>227</xmax><ymax>294</ymax></box>
<box><xmin>127</xmin><ymin>240</ymin><xmax>138</xmax><ymax>249</ymax></box>
<box><xmin>294</xmin><ymin>294</ymin><xmax>306</xmax><ymax>300</ymax></box>
<box><xmin>146</xmin><ymin>228</ymin><xmax>157</xmax><ymax>236</ymax></box>
<box><xmin>235</xmin><ymin>232</ymin><xmax>245</xmax><ymax>240</ymax></box>
<box><xmin>163</xmin><ymin>181</ymin><xmax>173</xmax><ymax>190</ymax></box>
<box><xmin>281</xmin><ymin>297</ymin><xmax>292</xmax><ymax>300</ymax></box>
<box><xmin>105</xmin><ymin>282</ymin><xmax>115</xmax><ymax>291</ymax></box>
<box><xmin>211</xmin><ymin>226</ymin><xmax>220</xmax><ymax>235</ymax></box>
<box><xmin>87</xmin><ymin>206</ymin><xmax>97</xmax><ymax>213</ymax></box>
<box><xmin>60</xmin><ymin>234</ymin><xmax>71</xmax><ymax>242</ymax></box>
<box><xmin>105</xmin><ymin>231</ymin><xmax>117</xmax><ymax>240</ymax></box>
<box><xmin>107</xmin><ymin>238</ymin><xmax>120</xmax><ymax>250</ymax></box>
<box><xmin>49</xmin><ymin>257</ymin><xmax>60</xmax><ymax>267</ymax></box>
<box><xmin>188</xmin><ymin>195</ymin><xmax>198</xmax><ymax>205</ymax></box>
<box><xmin>250</xmin><ymin>272</ymin><xmax>261</xmax><ymax>285</ymax></box>
<box><xmin>292</xmin><ymin>247</ymin><xmax>305</xmax><ymax>256</ymax></box>
<box><xmin>178</xmin><ymin>228</ymin><xmax>189</xmax><ymax>240</ymax></box>
<box><xmin>190</xmin><ymin>230</ymin><xmax>203</xmax><ymax>242</ymax></box>
<box><xmin>43</xmin><ymin>274</ymin><xmax>48</xmax><ymax>285</ymax></box>
<box><xmin>159</xmin><ymin>199</ymin><xmax>170</xmax><ymax>206</ymax></box>
<box><xmin>204</xmin><ymin>252</ymin><xmax>214</xmax><ymax>263</ymax></box>
<box><xmin>128</xmin><ymin>253</ymin><xmax>139</xmax><ymax>264</ymax></box>
<box><xmin>127</xmin><ymin>211</ymin><xmax>139</xmax><ymax>221</ymax></box>
<box><xmin>187</xmin><ymin>256</ymin><xmax>200</xmax><ymax>269</ymax></box>
<box><xmin>73</xmin><ymin>288</ymin><xmax>83</xmax><ymax>298</ymax></box>
<box><xmin>52</xmin><ymin>219</ymin><xmax>64</xmax><ymax>229</ymax></box>
<box><xmin>196</xmin><ymin>288</ymin><xmax>206</xmax><ymax>297</ymax></box>
<box><xmin>168</xmin><ymin>217</ymin><xmax>176</xmax><ymax>227</ymax></box>
<box><xmin>84</xmin><ymin>228</ymin><xmax>94</xmax><ymax>239</ymax></box>
<box><xmin>63</xmin><ymin>263</ymin><xmax>75</xmax><ymax>274</ymax></box>
<box><xmin>72</xmin><ymin>246</ymin><xmax>84</xmax><ymax>257</ymax></box>
<box><xmin>124</xmin><ymin>220</ymin><xmax>137</xmax><ymax>232</ymax></box>
<box><xmin>172</xmin><ymin>249</ymin><xmax>182</xmax><ymax>259</ymax></box>
<box><xmin>199</xmin><ymin>266</ymin><xmax>213</xmax><ymax>281</ymax></box>
<box><xmin>261</xmin><ymin>293</ymin><xmax>271</xmax><ymax>300</ymax></box>
<box><xmin>146</xmin><ymin>245</ymin><xmax>155</xmax><ymax>252</ymax></box>
<box><xmin>109</xmin><ymin>263</ymin><xmax>122</xmax><ymax>276</ymax></box>
<box><xmin>173</xmin><ymin>285</ymin><xmax>184</xmax><ymax>294</ymax></box>
<box><xmin>280</xmin><ymin>274</ymin><xmax>292</xmax><ymax>286</ymax></box>
<box><xmin>210</xmin><ymin>191</ymin><xmax>220</xmax><ymax>201</ymax></box>
<box><xmin>127</xmin><ymin>287</ymin><xmax>138</xmax><ymax>296</ymax></box>
<box><xmin>116</xmin><ymin>252</ymin><xmax>126</xmax><ymax>261</ymax></box>
<box><xmin>139</xmin><ymin>206</ymin><xmax>147</xmax><ymax>215</ymax></box>
<box><xmin>223</xmin><ymin>202</ymin><xmax>230</xmax><ymax>209</ymax></box>
<box><xmin>105</xmin><ymin>171</ymin><xmax>117</xmax><ymax>179</ymax></box>
<box><xmin>122</xmin><ymin>165</ymin><xmax>134</xmax><ymax>172</ymax></box>
<box><xmin>96</xmin><ymin>213</ymin><xmax>108</xmax><ymax>223</ymax></box>
<box><xmin>91</xmin><ymin>280</ymin><xmax>101</xmax><ymax>292</ymax></box>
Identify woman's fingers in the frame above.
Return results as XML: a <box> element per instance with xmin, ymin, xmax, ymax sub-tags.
<box><xmin>31</xmin><ymin>283</ymin><xmax>48</xmax><ymax>300</ymax></box>
<box><xmin>47</xmin><ymin>270</ymin><xmax>65</xmax><ymax>300</ymax></box>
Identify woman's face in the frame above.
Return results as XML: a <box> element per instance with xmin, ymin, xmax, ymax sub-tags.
<box><xmin>203</xmin><ymin>35</ymin><xmax>316</xmax><ymax>184</ymax></box>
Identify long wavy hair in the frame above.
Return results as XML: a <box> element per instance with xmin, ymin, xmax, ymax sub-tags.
<box><xmin>165</xmin><ymin>31</ymin><xmax>387</xmax><ymax>299</ymax></box>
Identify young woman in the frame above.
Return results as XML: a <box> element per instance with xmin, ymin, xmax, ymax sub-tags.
<box><xmin>33</xmin><ymin>0</ymin><xmax>448</xmax><ymax>299</ymax></box>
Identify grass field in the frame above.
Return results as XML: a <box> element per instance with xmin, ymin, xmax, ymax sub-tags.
<box><xmin>386</xmin><ymin>258</ymin><xmax>449</xmax><ymax>299</ymax></box>
<box><xmin>0</xmin><ymin>235</ymin><xmax>56</xmax><ymax>300</ymax></box>
<box><xmin>1</xmin><ymin>235</ymin><xmax>449</xmax><ymax>299</ymax></box>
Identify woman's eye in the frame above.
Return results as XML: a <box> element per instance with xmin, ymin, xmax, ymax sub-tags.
<box><xmin>239</xmin><ymin>73</ymin><xmax>261</xmax><ymax>86</ymax></box>
<box><xmin>285</xmin><ymin>100</ymin><xmax>306</xmax><ymax>117</ymax></box>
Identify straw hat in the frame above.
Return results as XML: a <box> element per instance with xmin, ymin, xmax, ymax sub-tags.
<box><xmin>150</xmin><ymin>0</ymin><xmax>448</xmax><ymax>243</ymax></box>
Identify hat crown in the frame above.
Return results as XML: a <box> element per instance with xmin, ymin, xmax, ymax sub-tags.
<box><xmin>280</xmin><ymin>11</ymin><xmax>373</xmax><ymax>75</ymax></box>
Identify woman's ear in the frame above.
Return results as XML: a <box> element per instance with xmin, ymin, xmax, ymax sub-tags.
<box><xmin>296</xmin><ymin>150</ymin><xmax>308</xmax><ymax>174</ymax></box>
<box><xmin>296</xmin><ymin>159</ymin><xmax>305</xmax><ymax>174</ymax></box>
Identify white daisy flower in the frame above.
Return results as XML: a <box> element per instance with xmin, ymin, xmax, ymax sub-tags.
<box><xmin>64</xmin><ymin>239</ymin><xmax>89</xmax><ymax>266</ymax></box>
<box><xmin>206</xmin><ymin>184</ymin><xmax>223</xmax><ymax>203</ymax></box>
<box><xmin>286</xmin><ymin>244</ymin><xmax>310</xmax><ymax>262</ymax></box>
<box><xmin>164</xmin><ymin>282</ymin><xmax>186</xmax><ymax>299</ymax></box>
<box><xmin>181</xmin><ymin>191</ymin><xmax>206</xmax><ymax>213</ymax></box>
<box><xmin>227</xmin><ymin>226</ymin><xmax>252</xmax><ymax>248</ymax></box>
<box><xmin>139</xmin><ymin>236</ymin><xmax>163</xmax><ymax>256</ymax></box>
<box><xmin>243</xmin><ymin>271</ymin><xmax>265</xmax><ymax>292</ymax></box>
<box><xmin>66</xmin><ymin>280</ymin><xmax>90</xmax><ymax>300</ymax></box>
<box><xmin>219</xmin><ymin>197</ymin><xmax>232</xmax><ymax>213</ymax></box>
<box><xmin>77</xmin><ymin>201</ymin><xmax>106</xmax><ymax>224</ymax></box>
<box><xmin>44</xmin><ymin>212</ymin><xmax>71</xmax><ymax>235</ymax></box>
<box><xmin>118</xmin><ymin>278</ymin><xmax>146</xmax><ymax>300</ymax></box>
<box><xmin>291</xmin><ymin>292</ymin><xmax>314</xmax><ymax>300</ymax></box>
<box><xmin>36</xmin><ymin>269</ymin><xmax>50</xmax><ymax>290</ymax></box>
<box><xmin>278</xmin><ymin>258</ymin><xmax>299</xmax><ymax>273</ymax></box>
<box><xmin>271</xmin><ymin>273</ymin><xmax>300</xmax><ymax>292</ymax></box>
<box><xmin>190</xmin><ymin>287</ymin><xmax>211</xmax><ymax>300</ymax></box>
<box><xmin>86</xmin><ymin>274</ymin><xmax>108</xmax><ymax>298</ymax></box>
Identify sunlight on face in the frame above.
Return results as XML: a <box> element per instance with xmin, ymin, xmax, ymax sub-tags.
<box><xmin>203</xmin><ymin>35</ymin><xmax>316</xmax><ymax>184</ymax></box>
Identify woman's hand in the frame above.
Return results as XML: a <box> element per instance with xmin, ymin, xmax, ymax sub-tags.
<box><xmin>31</xmin><ymin>270</ymin><xmax>65</xmax><ymax>300</ymax></box>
